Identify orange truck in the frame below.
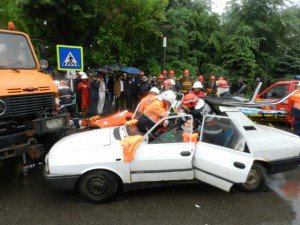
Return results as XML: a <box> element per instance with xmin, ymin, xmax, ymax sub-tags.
<box><xmin>0</xmin><ymin>23</ymin><xmax>68</xmax><ymax>162</ymax></box>
<box><xmin>252</xmin><ymin>79</ymin><xmax>300</xmax><ymax>125</ymax></box>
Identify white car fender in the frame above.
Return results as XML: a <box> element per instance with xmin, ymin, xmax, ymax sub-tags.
<box><xmin>80</xmin><ymin>164</ymin><xmax>131</xmax><ymax>184</ymax></box>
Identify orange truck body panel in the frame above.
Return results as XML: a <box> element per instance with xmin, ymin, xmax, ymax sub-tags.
<box><xmin>0</xmin><ymin>29</ymin><xmax>58</xmax><ymax>98</ymax></box>
<box><xmin>255</xmin><ymin>80</ymin><xmax>299</xmax><ymax>124</ymax></box>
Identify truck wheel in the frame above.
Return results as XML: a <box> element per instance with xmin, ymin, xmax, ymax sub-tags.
<box><xmin>79</xmin><ymin>170</ymin><xmax>118</xmax><ymax>203</ymax></box>
<box><xmin>237</xmin><ymin>163</ymin><xmax>266</xmax><ymax>192</ymax></box>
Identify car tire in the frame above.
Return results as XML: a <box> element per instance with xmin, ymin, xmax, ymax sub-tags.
<box><xmin>237</xmin><ymin>163</ymin><xmax>266</xmax><ymax>192</ymax></box>
<box><xmin>79</xmin><ymin>170</ymin><xmax>118</xmax><ymax>203</ymax></box>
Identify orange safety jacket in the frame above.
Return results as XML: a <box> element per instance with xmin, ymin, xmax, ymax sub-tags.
<box><xmin>143</xmin><ymin>100</ymin><xmax>168</xmax><ymax>123</ymax></box>
<box><xmin>138</xmin><ymin>94</ymin><xmax>158</xmax><ymax>114</ymax></box>
<box><xmin>290</xmin><ymin>91</ymin><xmax>300</xmax><ymax>109</ymax></box>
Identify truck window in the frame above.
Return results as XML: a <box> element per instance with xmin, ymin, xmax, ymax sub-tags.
<box><xmin>261</xmin><ymin>84</ymin><xmax>289</xmax><ymax>99</ymax></box>
<box><xmin>0</xmin><ymin>33</ymin><xmax>36</xmax><ymax>69</ymax></box>
<box><xmin>201</xmin><ymin>116</ymin><xmax>246</xmax><ymax>152</ymax></box>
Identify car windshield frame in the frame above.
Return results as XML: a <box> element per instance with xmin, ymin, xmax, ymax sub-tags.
<box><xmin>0</xmin><ymin>32</ymin><xmax>37</xmax><ymax>69</ymax></box>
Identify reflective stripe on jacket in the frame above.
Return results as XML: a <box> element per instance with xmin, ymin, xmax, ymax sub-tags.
<box><xmin>143</xmin><ymin>100</ymin><xmax>168</xmax><ymax>123</ymax></box>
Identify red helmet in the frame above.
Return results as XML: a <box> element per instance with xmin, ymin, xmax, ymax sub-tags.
<box><xmin>170</xmin><ymin>70</ymin><xmax>174</xmax><ymax>75</ymax></box>
<box><xmin>210</xmin><ymin>75</ymin><xmax>215</xmax><ymax>81</ymax></box>
<box><xmin>182</xmin><ymin>93</ymin><xmax>199</xmax><ymax>109</ymax></box>
<box><xmin>158</xmin><ymin>75</ymin><xmax>164</xmax><ymax>79</ymax></box>
<box><xmin>139</xmin><ymin>71</ymin><xmax>145</xmax><ymax>76</ymax></box>
<box><xmin>163</xmin><ymin>79</ymin><xmax>173</xmax><ymax>87</ymax></box>
<box><xmin>198</xmin><ymin>75</ymin><xmax>204</xmax><ymax>81</ymax></box>
<box><xmin>162</xmin><ymin>70</ymin><xmax>167</xmax><ymax>75</ymax></box>
<box><xmin>59</xmin><ymin>80</ymin><xmax>67</xmax><ymax>86</ymax></box>
<box><xmin>184</xmin><ymin>69</ymin><xmax>189</xmax><ymax>75</ymax></box>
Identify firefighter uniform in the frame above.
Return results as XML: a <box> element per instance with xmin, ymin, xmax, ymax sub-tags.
<box><xmin>290</xmin><ymin>91</ymin><xmax>300</xmax><ymax>136</ymax></box>
<box><xmin>181</xmin><ymin>78</ymin><xmax>192</xmax><ymax>95</ymax></box>
<box><xmin>77</xmin><ymin>80</ymin><xmax>90</xmax><ymax>115</ymax></box>
<box><xmin>58</xmin><ymin>85</ymin><xmax>80</xmax><ymax>128</ymax></box>
<box><xmin>137</xmin><ymin>99</ymin><xmax>168</xmax><ymax>133</ymax></box>
<box><xmin>137</xmin><ymin>93</ymin><xmax>158</xmax><ymax>115</ymax></box>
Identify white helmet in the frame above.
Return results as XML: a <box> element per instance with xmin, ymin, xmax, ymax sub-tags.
<box><xmin>193</xmin><ymin>81</ymin><xmax>203</xmax><ymax>89</ymax></box>
<box><xmin>81</xmin><ymin>74</ymin><xmax>88</xmax><ymax>80</ymax></box>
<box><xmin>170</xmin><ymin>79</ymin><xmax>175</xmax><ymax>86</ymax></box>
<box><xmin>149</xmin><ymin>87</ymin><xmax>160</xmax><ymax>95</ymax></box>
<box><xmin>162</xmin><ymin>90</ymin><xmax>176</xmax><ymax>104</ymax></box>
<box><xmin>79</xmin><ymin>71</ymin><xmax>87</xmax><ymax>77</ymax></box>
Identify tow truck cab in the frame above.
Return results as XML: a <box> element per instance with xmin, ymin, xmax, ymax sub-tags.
<box><xmin>0</xmin><ymin>23</ymin><xmax>67</xmax><ymax>162</ymax></box>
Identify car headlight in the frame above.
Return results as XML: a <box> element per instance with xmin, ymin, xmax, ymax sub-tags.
<box><xmin>46</xmin><ymin>117</ymin><xmax>66</xmax><ymax>130</ymax></box>
<box><xmin>0</xmin><ymin>100</ymin><xmax>6</xmax><ymax>116</ymax></box>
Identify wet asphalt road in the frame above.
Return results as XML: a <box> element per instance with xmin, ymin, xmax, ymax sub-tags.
<box><xmin>0</xmin><ymin>158</ymin><xmax>299</xmax><ymax>225</ymax></box>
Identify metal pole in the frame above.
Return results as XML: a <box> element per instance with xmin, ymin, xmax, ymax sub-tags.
<box><xmin>162</xmin><ymin>36</ymin><xmax>167</xmax><ymax>71</ymax></box>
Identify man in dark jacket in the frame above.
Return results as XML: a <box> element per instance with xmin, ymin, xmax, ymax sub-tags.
<box><xmin>139</xmin><ymin>76</ymin><xmax>151</xmax><ymax>98</ymax></box>
<box><xmin>105</xmin><ymin>72</ymin><xmax>114</xmax><ymax>112</ymax></box>
<box><xmin>125</xmin><ymin>75</ymin><xmax>139</xmax><ymax>111</ymax></box>
<box><xmin>90</xmin><ymin>74</ymin><xmax>99</xmax><ymax>116</ymax></box>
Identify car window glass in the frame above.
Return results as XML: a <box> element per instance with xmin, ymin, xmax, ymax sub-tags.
<box><xmin>201</xmin><ymin>116</ymin><xmax>246</xmax><ymax>152</ymax></box>
<box><xmin>261</xmin><ymin>84</ymin><xmax>289</xmax><ymax>99</ymax></box>
<box><xmin>149</xmin><ymin>116</ymin><xmax>194</xmax><ymax>144</ymax></box>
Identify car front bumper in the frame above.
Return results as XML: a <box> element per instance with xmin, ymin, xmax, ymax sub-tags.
<box><xmin>268</xmin><ymin>156</ymin><xmax>300</xmax><ymax>174</ymax></box>
<box><xmin>43</xmin><ymin>168</ymin><xmax>80</xmax><ymax>190</ymax></box>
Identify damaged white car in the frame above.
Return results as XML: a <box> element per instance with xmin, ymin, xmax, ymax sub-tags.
<box><xmin>44</xmin><ymin>107</ymin><xmax>300</xmax><ymax>203</ymax></box>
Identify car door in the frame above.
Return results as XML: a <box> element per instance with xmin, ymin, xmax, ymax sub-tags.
<box><xmin>193</xmin><ymin>115</ymin><xmax>254</xmax><ymax>192</ymax></box>
<box><xmin>130</xmin><ymin>115</ymin><xmax>196</xmax><ymax>183</ymax></box>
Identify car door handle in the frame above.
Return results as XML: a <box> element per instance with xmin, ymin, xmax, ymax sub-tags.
<box><xmin>180</xmin><ymin>151</ymin><xmax>191</xmax><ymax>157</ymax></box>
<box><xmin>234</xmin><ymin>162</ymin><xmax>245</xmax><ymax>169</ymax></box>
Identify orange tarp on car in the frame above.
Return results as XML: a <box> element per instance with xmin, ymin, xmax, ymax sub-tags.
<box><xmin>121</xmin><ymin>135</ymin><xmax>143</xmax><ymax>162</ymax></box>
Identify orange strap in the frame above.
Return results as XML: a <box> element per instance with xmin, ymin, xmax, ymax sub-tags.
<box><xmin>183</xmin><ymin>132</ymin><xmax>199</xmax><ymax>143</ymax></box>
<box><xmin>121</xmin><ymin>135</ymin><xmax>143</xmax><ymax>162</ymax></box>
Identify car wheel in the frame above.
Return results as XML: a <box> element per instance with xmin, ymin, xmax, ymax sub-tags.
<box><xmin>238</xmin><ymin>163</ymin><xmax>266</xmax><ymax>192</ymax></box>
<box><xmin>79</xmin><ymin>170</ymin><xmax>118</xmax><ymax>203</ymax></box>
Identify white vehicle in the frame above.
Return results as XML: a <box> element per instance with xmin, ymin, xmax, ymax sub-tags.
<box><xmin>44</xmin><ymin>107</ymin><xmax>300</xmax><ymax>203</ymax></box>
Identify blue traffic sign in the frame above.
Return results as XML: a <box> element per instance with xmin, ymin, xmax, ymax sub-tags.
<box><xmin>56</xmin><ymin>45</ymin><xmax>83</xmax><ymax>71</ymax></box>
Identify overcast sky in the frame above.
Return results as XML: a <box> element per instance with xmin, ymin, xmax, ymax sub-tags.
<box><xmin>211</xmin><ymin>0</ymin><xmax>300</xmax><ymax>14</ymax></box>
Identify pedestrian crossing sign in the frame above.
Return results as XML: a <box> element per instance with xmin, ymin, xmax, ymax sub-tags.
<box><xmin>57</xmin><ymin>45</ymin><xmax>83</xmax><ymax>71</ymax></box>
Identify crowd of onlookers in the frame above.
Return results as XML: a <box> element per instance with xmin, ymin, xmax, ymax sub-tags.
<box><xmin>53</xmin><ymin>69</ymin><xmax>241</xmax><ymax>118</ymax></box>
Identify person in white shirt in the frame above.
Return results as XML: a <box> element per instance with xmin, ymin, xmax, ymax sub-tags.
<box><xmin>97</xmin><ymin>74</ymin><xmax>106</xmax><ymax>115</ymax></box>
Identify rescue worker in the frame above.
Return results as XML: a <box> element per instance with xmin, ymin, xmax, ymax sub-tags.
<box><xmin>290</xmin><ymin>89</ymin><xmax>300</xmax><ymax>136</ymax></box>
<box><xmin>198</xmin><ymin>75</ymin><xmax>207</xmax><ymax>91</ymax></box>
<box><xmin>169</xmin><ymin>70</ymin><xmax>175</xmax><ymax>79</ymax></box>
<box><xmin>163</xmin><ymin>79</ymin><xmax>175</xmax><ymax>91</ymax></box>
<box><xmin>77</xmin><ymin>73</ymin><xmax>90</xmax><ymax>117</ymax></box>
<box><xmin>136</xmin><ymin>87</ymin><xmax>160</xmax><ymax>116</ymax></box>
<box><xmin>162</xmin><ymin>70</ymin><xmax>167</xmax><ymax>79</ymax></box>
<box><xmin>137</xmin><ymin>90</ymin><xmax>176</xmax><ymax>133</ymax></box>
<box><xmin>158</xmin><ymin>75</ymin><xmax>164</xmax><ymax>90</ymax></box>
<box><xmin>191</xmin><ymin>81</ymin><xmax>206</xmax><ymax>97</ymax></box>
<box><xmin>181</xmin><ymin>69</ymin><xmax>192</xmax><ymax>95</ymax></box>
<box><xmin>216</xmin><ymin>77</ymin><xmax>230</xmax><ymax>97</ymax></box>
<box><xmin>58</xmin><ymin>80</ymin><xmax>80</xmax><ymax>128</ymax></box>
<box><xmin>181</xmin><ymin>93</ymin><xmax>213</xmax><ymax>125</ymax></box>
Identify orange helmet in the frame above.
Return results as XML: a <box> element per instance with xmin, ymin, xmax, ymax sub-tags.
<box><xmin>219</xmin><ymin>77</ymin><xmax>224</xmax><ymax>80</ymax></box>
<box><xmin>163</xmin><ymin>70</ymin><xmax>167</xmax><ymax>75</ymax></box>
<box><xmin>210</xmin><ymin>75</ymin><xmax>215</xmax><ymax>81</ymax></box>
<box><xmin>170</xmin><ymin>70</ymin><xmax>174</xmax><ymax>75</ymax></box>
<box><xmin>139</xmin><ymin>71</ymin><xmax>145</xmax><ymax>77</ymax></box>
<box><xmin>184</xmin><ymin>69</ymin><xmax>189</xmax><ymax>75</ymax></box>
<box><xmin>198</xmin><ymin>75</ymin><xmax>204</xmax><ymax>81</ymax></box>
<box><xmin>158</xmin><ymin>75</ymin><xmax>164</xmax><ymax>79</ymax></box>
<box><xmin>163</xmin><ymin>79</ymin><xmax>173</xmax><ymax>87</ymax></box>
<box><xmin>182</xmin><ymin>93</ymin><xmax>199</xmax><ymax>109</ymax></box>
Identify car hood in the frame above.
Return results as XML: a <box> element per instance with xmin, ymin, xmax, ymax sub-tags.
<box><xmin>48</xmin><ymin>128</ymin><xmax>112</xmax><ymax>157</ymax></box>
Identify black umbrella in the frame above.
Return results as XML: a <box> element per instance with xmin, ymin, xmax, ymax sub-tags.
<box><xmin>105</xmin><ymin>62</ymin><xmax>123</xmax><ymax>71</ymax></box>
<box><xmin>97</xmin><ymin>66</ymin><xmax>114</xmax><ymax>74</ymax></box>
